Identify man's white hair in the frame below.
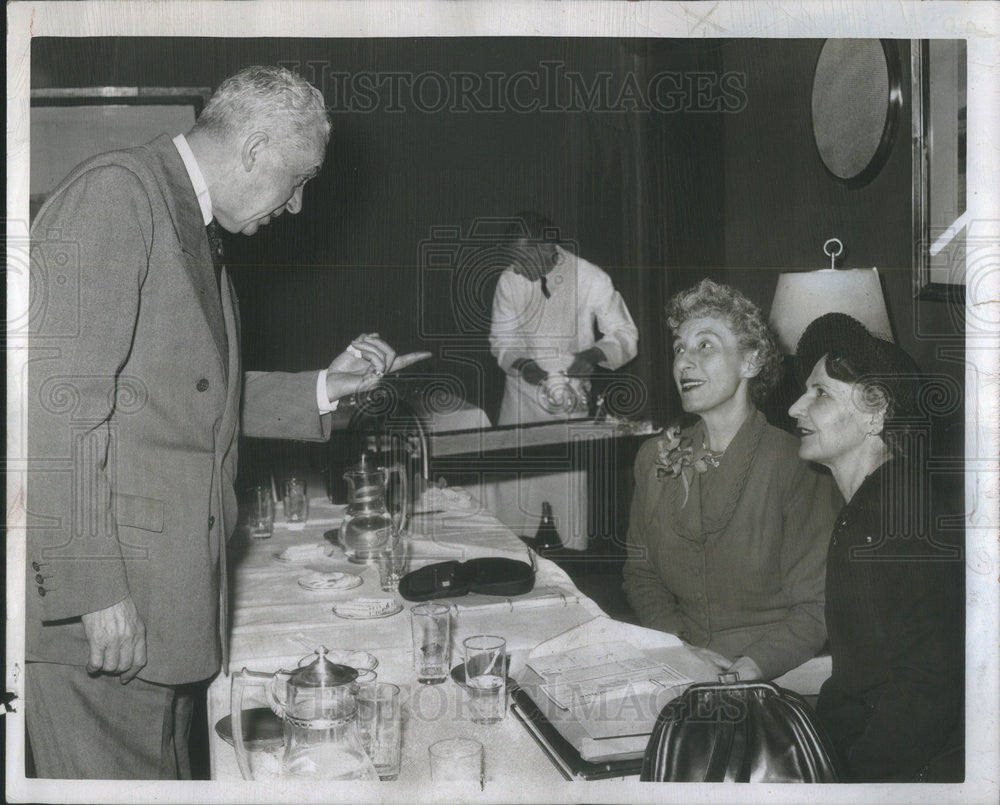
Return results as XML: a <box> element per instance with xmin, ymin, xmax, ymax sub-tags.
<box><xmin>193</xmin><ymin>65</ymin><xmax>330</xmax><ymax>153</ymax></box>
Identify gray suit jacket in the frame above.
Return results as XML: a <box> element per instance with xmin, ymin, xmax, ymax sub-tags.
<box><xmin>27</xmin><ymin>135</ymin><xmax>331</xmax><ymax>685</ymax></box>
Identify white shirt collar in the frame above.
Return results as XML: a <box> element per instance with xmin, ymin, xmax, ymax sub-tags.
<box><xmin>172</xmin><ymin>134</ymin><xmax>213</xmax><ymax>226</ymax></box>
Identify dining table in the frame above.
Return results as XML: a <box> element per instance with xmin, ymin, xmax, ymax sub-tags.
<box><xmin>206</xmin><ymin>484</ymin><xmax>831</xmax><ymax>800</ymax></box>
<box><xmin>207</xmin><ymin>486</ymin><xmax>623</xmax><ymax>794</ymax></box>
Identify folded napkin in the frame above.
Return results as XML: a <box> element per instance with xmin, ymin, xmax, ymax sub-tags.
<box><xmin>332</xmin><ymin>598</ymin><xmax>399</xmax><ymax>618</ymax></box>
<box><xmin>277</xmin><ymin>542</ymin><xmax>334</xmax><ymax>563</ymax></box>
<box><xmin>416</xmin><ymin>485</ymin><xmax>478</xmax><ymax>513</ymax></box>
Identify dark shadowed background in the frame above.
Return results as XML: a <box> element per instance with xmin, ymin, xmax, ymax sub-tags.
<box><xmin>31</xmin><ymin>36</ymin><xmax>964</xmax><ymax>486</ymax></box>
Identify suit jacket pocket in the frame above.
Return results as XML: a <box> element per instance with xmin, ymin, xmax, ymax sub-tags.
<box><xmin>115</xmin><ymin>492</ymin><xmax>165</xmax><ymax>533</ymax></box>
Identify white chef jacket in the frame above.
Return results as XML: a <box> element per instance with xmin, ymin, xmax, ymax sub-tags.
<box><xmin>486</xmin><ymin>246</ymin><xmax>638</xmax><ymax>548</ymax></box>
<box><xmin>490</xmin><ymin>245</ymin><xmax>638</xmax><ymax>425</ymax></box>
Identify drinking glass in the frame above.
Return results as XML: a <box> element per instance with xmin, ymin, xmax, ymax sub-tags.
<box><xmin>357</xmin><ymin>683</ymin><xmax>402</xmax><ymax>780</ymax></box>
<box><xmin>248</xmin><ymin>486</ymin><xmax>274</xmax><ymax>540</ymax></box>
<box><xmin>283</xmin><ymin>478</ymin><xmax>308</xmax><ymax>527</ymax></box>
<box><xmin>428</xmin><ymin>738</ymin><xmax>484</xmax><ymax>784</ymax></box>
<box><xmin>351</xmin><ymin>669</ymin><xmax>378</xmax><ymax>698</ymax></box>
<box><xmin>410</xmin><ymin>602</ymin><xmax>452</xmax><ymax>684</ymax></box>
<box><xmin>377</xmin><ymin>534</ymin><xmax>410</xmax><ymax>592</ymax></box>
<box><xmin>463</xmin><ymin>635</ymin><xmax>507</xmax><ymax>724</ymax></box>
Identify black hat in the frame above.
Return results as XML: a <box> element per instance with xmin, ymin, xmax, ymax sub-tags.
<box><xmin>795</xmin><ymin>313</ymin><xmax>922</xmax><ymax>423</ymax></box>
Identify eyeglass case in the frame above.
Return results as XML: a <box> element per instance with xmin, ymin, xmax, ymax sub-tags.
<box><xmin>398</xmin><ymin>557</ymin><xmax>535</xmax><ymax>601</ymax></box>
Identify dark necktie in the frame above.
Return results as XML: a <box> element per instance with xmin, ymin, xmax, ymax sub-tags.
<box><xmin>206</xmin><ymin>220</ymin><xmax>224</xmax><ymax>291</ymax></box>
<box><xmin>540</xmin><ymin>275</ymin><xmax>550</xmax><ymax>299</ymax></box>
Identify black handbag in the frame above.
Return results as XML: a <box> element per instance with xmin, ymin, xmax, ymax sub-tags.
<box><xmin>640</xmin><ymin>681</ymin><xmax>842</xmax><ymax>783</ymax></box>
<box><xmin>397</xmin><ymin>557</ymin><xmax>535</xmax><ymax>601</ymax></box>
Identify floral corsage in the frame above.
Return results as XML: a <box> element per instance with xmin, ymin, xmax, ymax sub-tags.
<box><xmin>655</xmin><ymin>425</ymin><xmax>722</xmax><ymax>507</ymax></box>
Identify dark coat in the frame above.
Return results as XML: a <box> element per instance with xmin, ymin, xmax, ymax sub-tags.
<box><xmin>817</xmin><ymin>459</ymin><xmax>965</xmax><ymax>782</ymax></box>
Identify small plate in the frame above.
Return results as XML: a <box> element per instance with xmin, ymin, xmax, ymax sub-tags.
<box><xmin>274</xmin><ymin>542</ymin><xmax>332</xmax><ymax>564</ymax></box>
<box><xmin>332</xmin><ymin>599</ymin><xmax>403</xmax><ymax>620</ymax></box>
<box><xmin>297</xmin><ymin>571</ymin><xmax>363</xmax><ymax>591</ymax></box>
<box><xmin>215</xmin><ymin>707</ymin><xmax>284</xmax><ymax>748</ymax></box>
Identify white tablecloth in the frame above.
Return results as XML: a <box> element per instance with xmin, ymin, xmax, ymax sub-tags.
<box><xmin>208</xmin><ymin>497</ymin><xmax>606</xmax><ymax>788</ymax></box>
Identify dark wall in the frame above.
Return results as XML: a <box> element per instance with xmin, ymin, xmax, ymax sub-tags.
<box><xmin>32</xmin><ymin>37</ymin><xmax>732</xmax><ymax>429</ymax></box>
<box><xmin>716</xmin><ymin>40</ymin><xmax>964</xmax><ymax>455</ymax></box>
<box><xmin>32</xmin><ymin>37</ymin><xmax>963</xmax><ymax>476</ymax></box>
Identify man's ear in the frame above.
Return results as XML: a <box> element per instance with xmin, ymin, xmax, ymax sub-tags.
<box><xmin>241</xmin><ymin>131</ymin><xmax>269</xmax><ymax>172</ymax></box>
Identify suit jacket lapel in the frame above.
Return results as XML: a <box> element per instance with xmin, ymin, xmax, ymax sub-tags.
<box><xmin>700</xmin><ymin>410</ymin><xmax>764</xmax><ymax>534</ymax></box>
<box><xmin>146</xmin><ymin>136</ymin><xmax>229</xmax><ymax>370</ymax></box>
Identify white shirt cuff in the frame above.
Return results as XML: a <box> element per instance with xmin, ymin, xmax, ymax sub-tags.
<box><xmin>316</xmin><ymin>369</ymin><xmax>339</xmax><ymax>414</ymax></box>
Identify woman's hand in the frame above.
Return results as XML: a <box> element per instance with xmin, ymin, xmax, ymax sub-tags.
<box><xmin>687</xmin><ymin>647</ymin><xmax>763</xmax><ymax>681</ymax></box>
<box><xmin>726</xmin><ymin>655</ymin><xmax>764</xmax><ymax>681</ymax></box>
<box><xmin>686</xmin><ymin>645</ymin><xmax>734</xmax><ymax>673</ymax></box>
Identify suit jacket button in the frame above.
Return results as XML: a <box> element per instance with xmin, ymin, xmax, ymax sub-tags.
<box><xmin>37</xmin><ymin>586</ymin><xmax>46</xmax><ymax>597</ymax></box>
<box><xmin>35</xmin><ymin>573</ymin><xmax>45</xmax><ymax>584</ymax></box>
<box><xmin>208</xmin><ymin>515</ymin><xmax>216</xmax><ymax>530</ymax></box>
<box><xmin>196</xmin><ymin>378</ymin><xmax>210</xmax><ymax>392</ymax></box>
<box><xmin>32</xmin><ymin>561</ymin><xmax>41</xmax><ymax>571</ymax></box>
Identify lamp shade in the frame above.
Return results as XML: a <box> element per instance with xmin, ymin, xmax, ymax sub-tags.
<box><xmin>769</xmin><ymin>268</ymin><xmax>893</xmax><ymax>355</ymax></box>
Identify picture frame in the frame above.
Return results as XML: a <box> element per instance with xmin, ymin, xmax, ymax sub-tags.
<box><xmin>29</xmin><ymin>86</ymin><xmax>211</xmax><ymax>220</ymax></box>
<box><xmin>912</xmin><ymin>39</ymin><xmax>967</xmax><ymax>303</ymax></box>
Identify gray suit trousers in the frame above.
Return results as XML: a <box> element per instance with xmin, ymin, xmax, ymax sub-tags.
<box><xmin>26</xmin><ymin>662</ymin><xmax>195</xmax><ymax>779</ymax></box>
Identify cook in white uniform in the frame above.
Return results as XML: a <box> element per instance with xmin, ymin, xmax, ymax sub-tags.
<box><xmin>488</xmin><ymin>214</ymin><xmax>638</xmax><ymax>549</ymax></box>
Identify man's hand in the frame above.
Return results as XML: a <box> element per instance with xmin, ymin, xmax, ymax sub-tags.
<box><xmin>81</xmin><ymin>596</ymin><xmax>147</xmax><ymax>684</ymax></box>
<box><xmin>326</xmin><ymin>333</ymin><xmax>431</xmax><ymax>402</ymax></box>
<box><xmin>566</xmin><ymin>346</ymin><xmax>606</xmax><ymax>378</ymax></box>
<box><xmin>513</xmin><ymin>358</ymin><xmax>548</xmax><ymax>386</ymax></box>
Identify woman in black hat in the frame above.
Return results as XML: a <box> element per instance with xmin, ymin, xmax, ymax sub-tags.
<box><xmin>789</xmin><ymin>313</ymin><xmax>964</xmax><ymax>782</ymax></box>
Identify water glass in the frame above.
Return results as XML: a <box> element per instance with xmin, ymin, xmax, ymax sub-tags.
<box><xmin>463</xmin><ymin>635</ymin><xmax>507</xmax><ymax>724</ymax></box>
<box><xmin>410</xmin><ymin>602</ymin><xmax>452</xmax><ymax>684</ymax></box>
<box><xmin>357</xmin><ymin>683</ymin><xmax>402</xmax><ymax>781</ymax></box>
<box><xmin>377</xmin><ymin>534</ymin><xmax>410</xmax><ymax>592</ymax></box>
<box><xmin>428</xmin><ymin>738</ymin><xmax>484</xmax><ymax>785</ymax></box>
<box><xmin>283</xmin><ymin>478</ymin><xmax>308</xmax><ymax>527</ymax></box>
<box><xmin>248</xmin><ymin>486</ymin><xmax>274</xmax><ymax>540</ymax></box>
<box><xmin>351</xmin><ymin>668</ymin><xmax>378</xmax><ymax>698</ymax></box>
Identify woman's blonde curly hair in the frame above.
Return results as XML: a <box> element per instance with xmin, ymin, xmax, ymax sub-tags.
<box><xmin>666</xmin><ymin>278</ymin><xmax>782</xmax><ymax>407</ymax></box>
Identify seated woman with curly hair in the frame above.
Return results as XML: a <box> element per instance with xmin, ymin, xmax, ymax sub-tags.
<box><xmin>623</xmin><ymin>279</ymin><xmax>840</xmax><ymax>681</ymax></box>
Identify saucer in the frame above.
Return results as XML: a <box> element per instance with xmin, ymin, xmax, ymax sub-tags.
<box><xmin>214</xmin><ymin>707</ymin><xmax>283</xmax><ymax>748</ymax></box>
<box><xmin>297</xmin><ymin>571</ymin><xmax>363</xmax><ymax>591</ymax></box>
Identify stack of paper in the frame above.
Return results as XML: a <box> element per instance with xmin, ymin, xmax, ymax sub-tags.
<box><xmin>529</xmin><ymin>641</ymin><xmax>692</xmax><ymax>710</ymax></box>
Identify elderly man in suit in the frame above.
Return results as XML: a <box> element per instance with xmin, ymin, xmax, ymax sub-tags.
<box><xmin>25</xmin><ymin>65</ymin><xmax>428</xmax><ymax>779</ymax></box>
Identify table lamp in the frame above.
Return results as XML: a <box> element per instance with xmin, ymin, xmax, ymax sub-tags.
<box><xmin>769</xmin><ymin>238</ymin><xmax>894</xmax><ymax>355</ymax></box>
